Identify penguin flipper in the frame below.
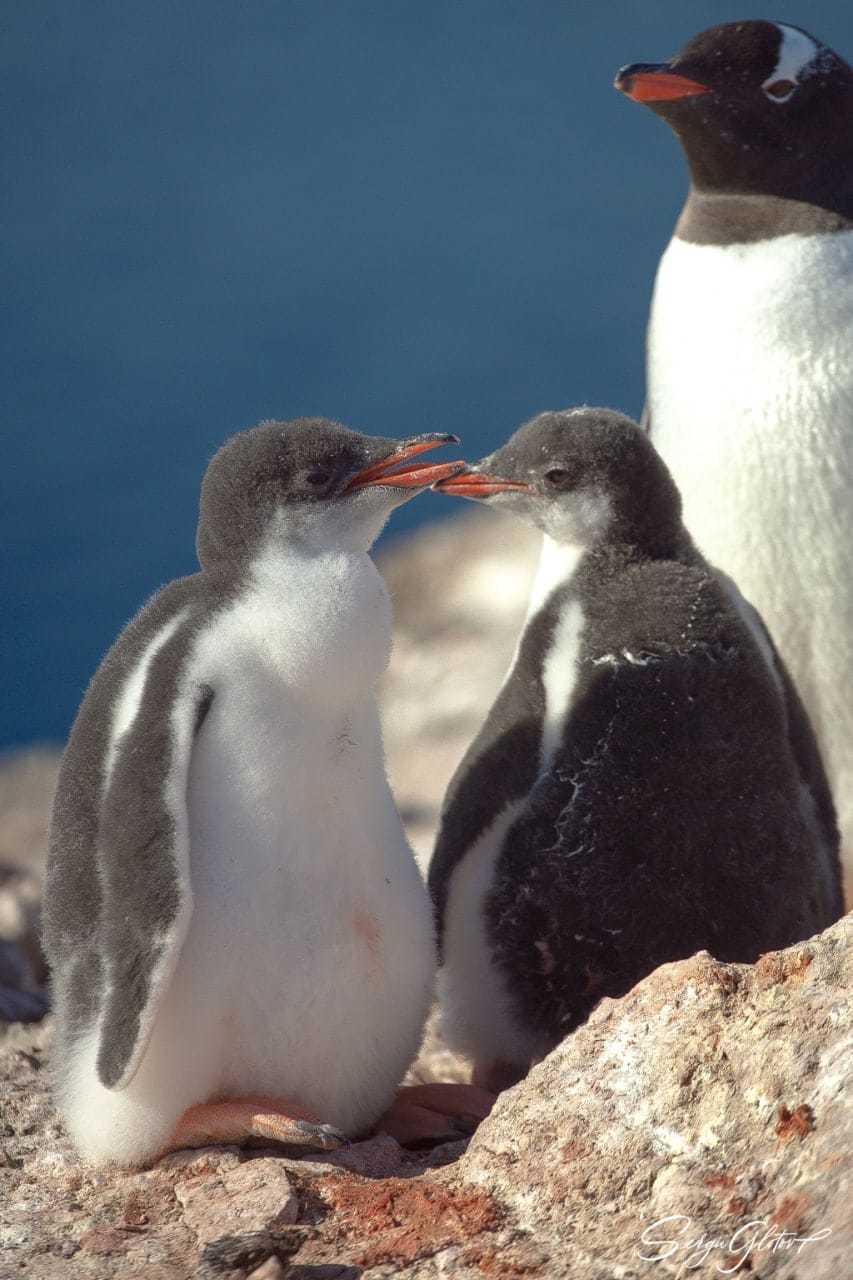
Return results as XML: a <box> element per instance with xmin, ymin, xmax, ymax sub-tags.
<box><xmin>94</xmin><ymin>674</ymin><xmax>213</xmax><ymax>1092</ymax></box>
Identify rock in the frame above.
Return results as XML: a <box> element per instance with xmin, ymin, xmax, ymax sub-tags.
<box><xmin>318</xmin><ymin>1133</ymin><xmax>404</xmax><ymax>1180</ymax></box>
<box><xmin>454</xmin><ymin>912</ymin><xmax>853</xmax><ymax>1280</ymax></box>
<box><xmin>1</xmin><ymin>916</ymin><xmax>849</xmax><ymax>1278</ymax></box>
<box><xmin>156</xmin><ymin>1145</ymin><xmax>243</xmax><ymax>1176</ymax></box>
<box><xmin>175</xmin><ymin>1158</ymin><xmax>299</xmax><ymax>1247</ymax></box>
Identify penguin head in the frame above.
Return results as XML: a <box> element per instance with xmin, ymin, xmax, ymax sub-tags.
<box><xmin>196</xmin><ymin>418</ymin><xmax>461</xmax><ymax>565</ymax></box>
<box><xmin>615</xmin><ymin>22</ymin><xmax>853</xmax><ymax>199</ymax></box>
<box><xmin>435</xmin><ymin>408</ymin><xmax>683</xmax><ymax>554</ymax></box>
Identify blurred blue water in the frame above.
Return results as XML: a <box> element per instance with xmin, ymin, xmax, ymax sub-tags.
<box><xmin>4</xmin><ymin>1</ymin><xmax>853</xmax><ymax>747</ymax></box>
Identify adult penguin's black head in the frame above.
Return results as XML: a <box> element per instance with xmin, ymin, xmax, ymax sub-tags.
<box><xmin>616</xmin><ymin>22</ymin><xmax>853</xmax><ymax>205</ymax></box>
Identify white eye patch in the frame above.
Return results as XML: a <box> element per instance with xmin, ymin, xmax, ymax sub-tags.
<box><xmin>762</xmin><ymin>24</ymin><xmax>819</xmax><ymax>102</ymax></box>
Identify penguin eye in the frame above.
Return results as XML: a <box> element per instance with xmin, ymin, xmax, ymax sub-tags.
<box><xmin>543</xmin><ymin>468</ymin><xmax>574</xmax><ymax>490</ymax></box>
<box><xmin>306</xmin><ymin>468</ymin><xmax>333</xmax><ymax>488</ymax></box>
<box><xmin>763</xmin><ymin>78</ymin><xmax>797</xmax><ymax>101</ymax></box>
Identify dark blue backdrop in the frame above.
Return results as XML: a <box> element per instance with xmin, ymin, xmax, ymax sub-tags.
<box><xmin>5</xmin><ymin>2</ymin><xmax>853</xmax><ymax>747</ymax></box>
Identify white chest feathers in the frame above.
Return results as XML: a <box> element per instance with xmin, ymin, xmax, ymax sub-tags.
<box><xmin>647</xmin><ymin>231</ymin><xmax>853</xmax><ymax>560</ymax></box>
<box><xmin>647</xmin><ymin>230</ymin><xmax>853</xmax><ymax>821</ymax></box>
<box><xmin>201</xmin><ymin>543</ymin><xmax>394</xmax><ymax>715</ymax></box>
<box><xmin>647</xmin><ymin>231</ymin><xmax>853</xmax><ymax>626</ymax></box>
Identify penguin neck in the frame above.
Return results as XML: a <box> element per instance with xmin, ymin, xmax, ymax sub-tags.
<box><xmin>668</xmin><ymin>98</ymin><xmax>853</xmax><ymax>236</ymax></box>
<box><xmin>526</xmin><ymin>524</ymin><xmax>698</xmax><ymax>618</ymax></box>
<box><xmin>525</xmin><ymin>535</ymin><xmax>585</xmax><ymax>618</ymax></box>
<box><xmin>675</xmin><ymin>184</ymin><xmax>853</xmax><ymax>247</ymax></box>
<box><xmin>253</xmin><ymin>521</ymin><xmax>376</xmax><ymax>567</ymax></box>
<box><xmin>248</xmin><ymin>534</ymin><xmax>380</xmax><ymax>599</ymax></box>
<box><xmin>241</xmin><ymin>535</ymin><xmax>391</xmax><ymax>707</ymax></box>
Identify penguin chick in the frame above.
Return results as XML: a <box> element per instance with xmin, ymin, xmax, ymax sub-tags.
<box><xmin>429</xmin><ymin>408</ymin><xmax>843</xmax><ymax>1092</ymax></box>
<box><xmin>616</xmin><ymin>20</ymin><xmax>853</xmax><ymax>887</ymax></box>
<box><xmin>43</xmin><ymin>417</ymin><xmax>473</xmax><ymax>1166</ymax></box>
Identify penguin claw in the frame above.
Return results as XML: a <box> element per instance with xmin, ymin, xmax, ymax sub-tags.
<box><xmin>293</xmin><ymin>1120</ymin><xmax>348</xmax><ymax>1151</ymax></box>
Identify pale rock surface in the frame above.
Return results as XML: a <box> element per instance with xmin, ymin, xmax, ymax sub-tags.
<box><xmin>0</xmin><ymin>916</ymin><xmax>849</xmax><ymax>1278</ymax></box>
<box><xmin>172</xmin><ymin>1155</ymin><xmax>299</xmax><ymax>1246</ymax></box>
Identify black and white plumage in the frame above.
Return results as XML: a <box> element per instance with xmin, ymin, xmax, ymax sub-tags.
<box><xmin>429</xmin><ymin>409</ymin><xmax>843</xmax><ymax>1083</ymax></box>
<box><xmin>44</xmin><ymin>418</ymin><xmax>463</xmax><ymax>1165</ymax></box>
<box><xmin>616</xmin><ymin>21</ymin><xmax>853</xmax><ymax>867</ymax></box>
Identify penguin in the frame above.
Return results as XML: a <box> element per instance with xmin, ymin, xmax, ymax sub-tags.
<box><xmin>615</xmin><ymin>21</ymin><xmax>853</xmax><ymax>880</ymax></box>
<box><xmin>43</xmin><ymin>417</ymin><xmax>491</xmax><ymax>1166</ymax></box>
<box><xmin>428</xmin><ymin>408</ymin><xmax>843</xmax><ymax>1091</ymax></box>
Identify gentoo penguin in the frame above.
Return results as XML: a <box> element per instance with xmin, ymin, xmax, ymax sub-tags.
<box><xmin>615</xmin><ymin>21</ymin><xmax>853</xmax><ymax>878</ymax></box>
<box><xmin>43</xmin><ymin>418</ymin><xmax>488</xmax><ymax>1166</ymax></box>
<box><xmin>429</xmin><ymin>408</ymin><xmax>843</xmax><ymax>1090</ymax></box>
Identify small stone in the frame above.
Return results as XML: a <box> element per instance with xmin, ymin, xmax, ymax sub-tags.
<box><xmin>156</xmin><ymin>1145</ymin><xmax>242</xmax><ymax>1177</ymax></box>
<box><xmin>200</xmin><ymin>1228</ymin><xmax>307</xmax><ymax>1275</ymax></box>
<box><xmin>177</xmin><ymin>1157</ymin><xmax>298</xmax><ymax>1247</ymax></box>
<box><xmin>0</xmin><ymin>1223</ymin><xmax>31</xmax><ymax>1248</ymax></box>
<box><xmin>323</xmin><ymin>1134</ymin><xmax>403</xmax><ymax>1179</ymax></box>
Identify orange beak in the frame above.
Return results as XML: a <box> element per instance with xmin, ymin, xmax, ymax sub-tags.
<box><xmin>434</xmin><ymin>469</ymin><xmax>533</xmax><ymax>499</ymax></box>
<box><xmin>346</xmin><ymin>435</ymin><xmax>464</xmax><ymax>491</ymax></box>
<box><xmin>616</xmin><ymin>64</ymin><xmax>711</xmax><ymax>104</ymax></box>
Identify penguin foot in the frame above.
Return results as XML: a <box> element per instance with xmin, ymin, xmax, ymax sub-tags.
<box><xmin>375</xmin><ymin>1082</ymin><xmax>496</xmax><ymax>1148</ymax></box>
<box><xmin>161</xmin><ymin>1095</ymin><xmax>347</xmax><ymax>1157</ymax></box>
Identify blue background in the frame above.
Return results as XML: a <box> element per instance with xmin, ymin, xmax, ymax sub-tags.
<box><xmin>5</xmin><ymin>1</ymin><xmax>853</xmax><ymax>748</ymax></box>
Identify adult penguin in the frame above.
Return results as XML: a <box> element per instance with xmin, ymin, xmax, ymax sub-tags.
<box><xmin>617</xmin><ymin>20</ymin><xmax>853</xmax><ymax>882</ymax></box>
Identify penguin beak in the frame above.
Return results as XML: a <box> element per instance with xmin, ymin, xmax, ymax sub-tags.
<box><xmin>434</xmin><ymin>467</ymin><xmax>533</xmax><ymax>499</ymax></box>
<box><xmin>346</xmin><ymin>434</ymin><xmax>464</xmax><ymax>491</ymax></box>
<box><xmin>615</xmin><ymin>62</ymin><xmax>711</xmax><ymax>103</ymax></box>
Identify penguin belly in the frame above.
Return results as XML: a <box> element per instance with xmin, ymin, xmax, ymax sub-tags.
<box><xmin>437</xmin><ymin>799</ymin><xmax>553</xmax><ymax>1071</ymax></box>
<box><xmin>60</xmin><ymin>555</ymin><xmax>435</xmax><ymax>1167</ymax></box>
<box><xmin>182</xmin><ymin>690</ymin><xmax>436</xmax><ymax>1135</ymax></box>
<box><xmin>62</xmin><ymin>692</ymin><xmax>435</xmax><ymax>1166</ymax></box>
<box><xmin>648</xmin><ymin>231</ymin><xmax>853</xmax><ymax>846</ymax></box>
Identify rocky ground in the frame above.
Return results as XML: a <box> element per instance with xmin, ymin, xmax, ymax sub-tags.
<box><xmin>1</xmin><ymin>510</ymin><xmax>851</xmax><ymax>1278</ymax></box>
<box><xmin>3</xmin><ymin>916</ymin><xmax>850</xmax><ymax>1279</ymax></box>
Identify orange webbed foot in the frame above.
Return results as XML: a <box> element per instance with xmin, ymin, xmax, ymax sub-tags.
<box><xmin>375</xmin><ymin>1082</ymin><xmax>496</xmax><ymax>1147</ymax></box>
<box><xmin>160</xmin><ymin>1094</ymin><xmax>346</xmax><ymax>1158</ymax></box>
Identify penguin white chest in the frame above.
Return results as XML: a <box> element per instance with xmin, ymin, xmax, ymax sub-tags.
<box><xmin>647</xmin><ymin>231</ymin><xmax>853</xmax><ymax>788</ymax></box>
<box><xmin>169</xmin><ymin>548</ymin><xmax>434</xmax><ymax>1131</ymax></box>
<box><xmin>648</xmin><ymin>232</ymin><xmax>853</xmax><ymax>571</ymax></box>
